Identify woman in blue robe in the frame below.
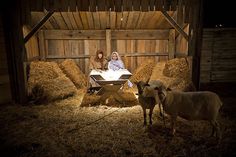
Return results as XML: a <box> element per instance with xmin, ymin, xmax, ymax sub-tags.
<box><xmin>108</xmin><ymin>51</ymin><xmax>124</xmax><ymax>71</ymax></box>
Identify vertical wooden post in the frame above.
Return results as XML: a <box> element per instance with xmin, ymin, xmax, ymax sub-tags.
<box><xmin>38</xmin><ymin>30</ymin><xmax>46</xmax><ymax>60</ymax></box>
<box><xmin>2</xmin><ymin>0</ymin><xmax>28</xmax><ymax>104</ymax></box>
<box><xmin>168</xmin><ymin>29</ymin><xmax>175</xmax><ymax>59</ymax></box>
<box><xmin>106</xmin><ymin>29</ymin><xmax>111</xmax><ymax>56</ymax></box>
<box><xmin>188</xmin><ymin>0</ymin><xmax>203</xmax><ymax>90</ymax></box>
<box><xmin>84</xmin><ymin>40</ymin><xmax>89</xmax><ymax>75</ymax></box>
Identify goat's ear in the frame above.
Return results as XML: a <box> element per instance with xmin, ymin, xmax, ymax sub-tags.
<box><xmin>144</xmin><ymin>83</ymin><xmax>150</xmax><ymax>86</ymax></box>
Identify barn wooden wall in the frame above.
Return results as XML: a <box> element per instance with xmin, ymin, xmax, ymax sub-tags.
<box><xmin>176</xmin><ymin>24</ymin><xmax>189</xmax><ymax>56</ymax></box>
<box><xmin>22</xmin><ymin>25</ymin><xmax>40</xmax><ymax>60</ymax></box>
<box><xmin>39</xmin><ymin>30</ymin><xmax>170</xmax><ymax>75</ymax></box>
<box><xmin>201</xmin><ymin>28</ymin><xmax>236</xmax><ymax>83</ymax></box>
<box><xmin>45</xmin><ymin>39</ymin><xmax>168</xmax><ymax>75</ymax></box>
<box><xmin>0</xmin><ymin>15</ymin><xmax>12</xmax><ymax>104</ymax></box>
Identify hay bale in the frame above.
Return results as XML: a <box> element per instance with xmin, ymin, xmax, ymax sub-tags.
<box><xmin>150</xmin><ymin>60</ymin><xmax>196</xmax><ymax>92</ymax></box>
<box><xmin>123</xmin><ymin>60</ymin><xmax>156</xmax><ymax>92</ymax></box>
<box><xmin>60</xmin><ymin>59</ymin><xmax>88</xmax><ymax>89</ymax></box>
<box><xmin>150</xmin><ymin>61</ymin><xmax>176</xmax><ymax>89</ymax></box>
<box><xmin>81</xmin><ymin>92</ymin><xmax>138</xmax><ymax>107</ymax></box>
<box><xmin>107</xmin><ymin>92</ymin><xmax>138</xmax><ymax>107</ymax></box>
<box><xmin>163</xmin><ymin>57</ymin><xmax>190</xmax><ymax>79</ymax></box>
<box><xmin>80</xmin><ymin>94</ymin><xmax>101</xmax><ymax>107</ymax></box>
<box><xmin>28</xmin><ymin>61</ymin><xmax>77</xmax><ymax>103</ymax></box>
<box><xmin>39</xmin><ymin>76</ymin><xmax>77</xmax><ymax>101</ymax></box>
<box><xmin>129</xmin><ymin>60</ymin><xmax>156</xmax><ymax>83</ymax></box>
<box><xmin>28</xmin><ymin>61</ymin><xmax>64</xmax><ymax>92</ymax></box>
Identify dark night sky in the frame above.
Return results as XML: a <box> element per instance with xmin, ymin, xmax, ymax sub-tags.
<box><xmin>203</xmin><ymin>0</ymin><xmax>236</xmax><ymax>28</ymax></box>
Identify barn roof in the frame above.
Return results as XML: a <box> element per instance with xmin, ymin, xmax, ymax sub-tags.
<box><xmin>30</xmin><ymin>11</ymin><xmax>176</xmax><ymax>30</ymax></box>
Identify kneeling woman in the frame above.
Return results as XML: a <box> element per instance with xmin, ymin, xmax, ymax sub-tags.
<box><xmin>88</xmin><ymin>50</ymin><xmax>108</xmax><ymax>93</ymax></box>
<box><xmin>108</xmin><ymin>51</ymin><xmax>124</xmax><ymax>71</ymax></box>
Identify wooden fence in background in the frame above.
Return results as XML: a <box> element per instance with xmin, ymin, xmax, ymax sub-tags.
<box><xmin>200</xmin><ymin>28</ymin><xmax>236</xmax><ymax>83</ymax></box>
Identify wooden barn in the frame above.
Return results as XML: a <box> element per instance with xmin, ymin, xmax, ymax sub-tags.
<box><xmin>0</xmin><ymin>0</ymin><xmax>235</xmax><ymax>157</ymax></box>
<box><xmin>0</xmin><ymin>0</ymin><xmax>204</xmax><ymax>104</ymax></box>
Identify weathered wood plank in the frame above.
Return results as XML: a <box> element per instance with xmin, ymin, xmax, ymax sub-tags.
<box><xmin>168</xmin><ymin>29</ymin><xmax>175</xmax><ymax>59</ymax></box>
<box><xmin>43</xmin><ymin>29</ymin><xmax>170</xmax><ymax>40</ymax></box>
<box><xmin>73</xmin><ymin>12</ymin><xmax>83</xmax><ymax>29</ymax></box>
<box><xmin>99</xmin><ymin>12</ymin><xmax>107</xmax><ymax>29</ymax></box>
<box><xmin>44</xmin><ymin>30</ymin><xmax>106</xmax><ymax>39</ymax></box>
<box><xmin>38</xmin><ymin>30</ymin><xmax>46</xmax><ymax>60</ymax></box>
<box><xmin>80</xmin><ymin>11</ymin><xmax>89</xmax><ymax>29</ymax></box>
<box><xmin>121</xmin><ymin>12</ymin><xmax>129</xmax><ymax>29</ymax></box>
<box><xmin>52</xmin><ymin>12</ymin><xmax>68</xmax><ymax>29</ymax></box>
<box><xmin>106</xmin><ymin>29</ymin><xmax>111</xmax><ymax>55</ymax></box>
<box><xmin>110</xmin><ymin>11</ymin><xmax>116</xmax><ymax>29</ymax></box>
<box><xmin>61</xmin><ymin>12</ymin><xmax>73</xmax><ymax>29</ymax></box>
<box><xmin>68</xmin><ymin>12</ymin><xmax>79</xmax><ymax>29</ymax></box>
<box><xmin>135</xmin><ymin>12</ymin><xmax>145</xmax><ymax>28</ymax></box>
<box><xmin>111</xmin><ymin>30</ymin><xmax>170</xmax><ymax>40</ymax></box>
<box><xmin>86</xmin><ymin>12</ymin><xmax>94</xmax><ymax>29</ymax></box>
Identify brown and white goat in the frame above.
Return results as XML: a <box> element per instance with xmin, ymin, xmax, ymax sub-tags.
<box><xmin>135</xmin><ymin>81</ymin><xmax>156</xmax><ymax>126</ymax></box>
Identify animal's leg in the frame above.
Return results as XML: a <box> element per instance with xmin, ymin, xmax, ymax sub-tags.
<box><xmin>149</xmin><ymin>106</ymin><xmax>154</xmax><ymax>125</ymax></box>
<box><xmin>158</xmin><ymin>103</ymin><xmax>163</xmax><ymax>117</ymax></box>
<box><xmin>170</xmin><ymin>116</ymin><xmax>177</xmax><ymax>135</ymax></box>
<box><xmin>210</xmin><ymin>120</ymin><xmax>217</xmax><ymax>137</ymax></box>
<box><xmin>210</xmin><ymin>120</ymin><xmax>222</xmax><ymax>144</ymax></box>
<box><xmin>142</xmin><ymin>107</ymin><xmax>147</xmax><ymax>126</ymax></box>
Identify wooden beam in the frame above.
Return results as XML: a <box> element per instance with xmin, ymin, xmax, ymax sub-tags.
<box><xmin>161</xmin><ymin>10</ymin><xmax>189</xmax><ymax>41</ymax></box>
<box><xmin>111</xmin><ymin>30</ymin><xmax>170</xmax><ymax>40</ymax></box>
<box><xmin>38</xmin><ymin>30</ymin><xmax>46</xmax><ymax>60</ymax></box>
<box><xmin>45</xmin><ymin>52</ymin><xmax>169</xmax><ymax>59</ymax></box>
<box><xmin>24</xmin><ymin>11</ymin><xmax>54</xmax><ymax>43</ymax></box>
<box><xmin>43</xmin><ymin>29</ymin><xmax>170</xmax><ymax>40</ymax></box>
<box><xmin>189</xmin><ymin>0</ymin><xmax>204</xmax><ymax>89</ymax></box>
<box><xmin>168</xmin><ymin>29</ymin><xmax>175</xmax><ymax>59</ymax></box>
<box><xmin>2</xmin><ymin>1</ymin><xmax>28</xmax><ymax>104</ymax></box>
<box><xmin>106</xmin><ymin>29</ymin><xmax>111</xmax><ymax>55</ymax></box>
<box><xmin>44</xmin><ymin>30</ymin><xmax>106</xmax><ymax>39</ymax></box>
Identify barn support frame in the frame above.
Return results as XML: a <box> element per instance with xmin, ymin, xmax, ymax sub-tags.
<box><xmin>24</xmin><ymin>11</ymin><xmax>54</xmax><ymax>43</ymax></box>
<box><xmin>2</xmin><ymin>0</ymin><xmax>28</xmax><ymax>104</ymax></box>
<box><xmin>188</xmin><ymin>0</ymin><xmax>203</xmax><ymax>90</ymax></box>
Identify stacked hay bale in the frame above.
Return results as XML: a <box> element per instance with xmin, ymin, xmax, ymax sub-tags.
<box><xmin>108</xmin><ymin>92</ymin><xmax>138</xmax><ymax>107</ymax></box>
<box><xmin>28</xmin><ymin>61</ymin><xmax>77</xmax><ymax>103</ymax></box>
<box><xmin>123</xmin><ymin>60</ymin><xmax>156</xmax><ymax>92</ymax></box>
<box><xmin>149</xmin><ymin>61</ymin><xmax>176</xmax><ymax>86</ymax></box>
<box><xmin>150</xmin><ymin>58</ymin><xmax>195</xmax><ymax>92</ymax></box>
<box><xmin>60</xmin><ymin>59</ymin><xmax>88</xmax><ymax>89</ymax></box>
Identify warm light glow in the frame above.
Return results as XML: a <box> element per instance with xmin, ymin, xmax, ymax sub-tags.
<box><xmin>90</xmin><ymin>69</ymin><xmax>132</xmax><ymax>81</ymax></box>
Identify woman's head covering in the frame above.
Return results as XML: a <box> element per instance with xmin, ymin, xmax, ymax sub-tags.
<box><xmin>95</xmin><ymin>50</ymin><xmax>104</xmax><ymax>62</ymax></box>
<box><xmin>111</xmin><ymin>51</ymin><xmax>121</xmax><ymax>60</ymax></box>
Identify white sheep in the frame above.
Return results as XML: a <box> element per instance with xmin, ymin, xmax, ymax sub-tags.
<box><xmin>142</xmin><ymin>81</ymin><xmax>223</xmax><ymax>138</ymax></box>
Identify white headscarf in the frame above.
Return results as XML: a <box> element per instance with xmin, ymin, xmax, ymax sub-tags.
<box><xmin>111</xmin><ymin>51</ymin><xmax>121</xmax><ymax>60</ymax></box>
